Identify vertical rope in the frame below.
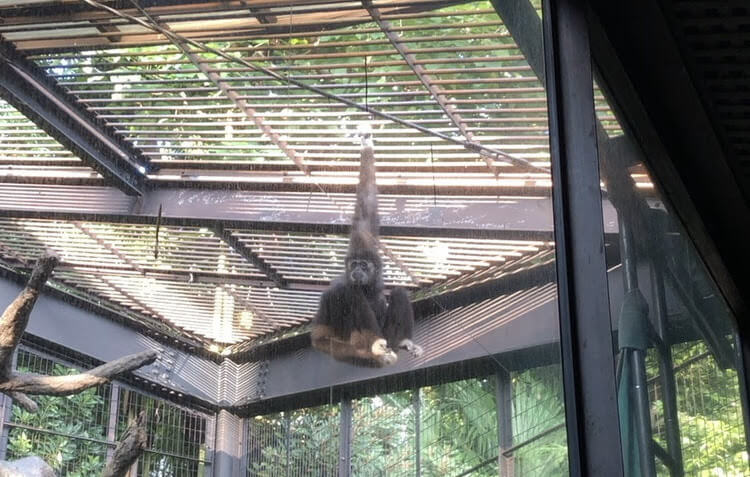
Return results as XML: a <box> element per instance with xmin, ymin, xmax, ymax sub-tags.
<box><xmin>430</xmin><ymin>144</ymin><xmax>437</xmax><ymax>207</ymax></box>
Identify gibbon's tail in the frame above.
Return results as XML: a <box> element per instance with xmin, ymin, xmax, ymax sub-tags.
<box><xmin>351</xmin><ymin>123</ymin><xmax>379</xmax><ymax>239</ymax></box>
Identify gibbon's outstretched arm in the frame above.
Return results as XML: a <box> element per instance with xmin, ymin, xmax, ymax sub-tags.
<box><xmin>352</xmin><ymin>123</ymin><xmax>379</xmax><ymax>240</ymax></box>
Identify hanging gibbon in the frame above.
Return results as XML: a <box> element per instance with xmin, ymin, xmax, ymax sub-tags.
<box><xmin>311</xmin><ymin>124</ymin><xmax>423</xmax><ymax>366</ymax></box>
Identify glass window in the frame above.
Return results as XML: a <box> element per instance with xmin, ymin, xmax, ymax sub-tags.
<box><xmin>594</xmin><ymin>77</ymin><xmax>749</xmax><ymax>476</ymax></box>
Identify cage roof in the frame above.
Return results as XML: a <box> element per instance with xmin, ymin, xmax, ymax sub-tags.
<box><xmin>0</xmin><ymin>0</ymin><xmax>632</xmax><ymax>353</ymax></box>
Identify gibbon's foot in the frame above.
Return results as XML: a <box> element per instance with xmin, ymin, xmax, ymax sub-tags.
<box><xmin>371</xmin><ymin>338</ymin><xmax>398</xmax><ymax>365</ymax></box>
<box><xmin>399</xmin><ymin>339</ymin><xmax>424</xmax><ymax>358</ymax></box>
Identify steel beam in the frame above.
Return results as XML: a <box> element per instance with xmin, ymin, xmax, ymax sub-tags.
<box><xmin>491</xmin><ymin>0</ymin><xmax>545</xmax><ymax>82</ymax></box>
<box><xmin>0</xmin><ymin>41</ymin><xmax>150</xmax><ymax>196</ymax></box>
<box><xmin>234</xmin><ymin>291</ymin><xmax>560</xmax><ymax>410</ymax></box>
<box><xmin>543</xmin><ymin>0</ymin><xmax>624</xmax><ymax>476</ymax></box>
<box><xmin>213</xmin><ymin>224</ymin><xmax>287</xmax><ymax>289</ymax></box>
<box><xmin>0</xmin><ymin>275</ymin><xmax>222</xmax><ymax>405</ymax></box>
<box><xmin>0</xmin><ymin>184</ymin><xmax>620</xmax><ymax>239</ymax></box>
<box><xmin>587</xmin><ymin>1</ymin><xmax>750</xmax><ymax>330</ymax></box>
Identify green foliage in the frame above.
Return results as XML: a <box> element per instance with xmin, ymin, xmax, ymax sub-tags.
<box><xmin>512</xmin><ymin>366</ymin><xmax>568</xmax><ymax>476</ymax></box>
<box><xmin>420</xmin><ymin>379</ymin><xmax>498</xmax><ymax>477</ymax></box>
<box><xmin>680</xmin><ymin>412</ymin><xmax>748</xmax><ymax>476</ymax></box>
<box><xmin>118</xmin><ymin>388</ymin><xmax>209</xmax><ymax>476</ymax></box>
<box><xmin>246</xmin><ymin>373</ymin><xmax>569</xmax><ymax>476</ymax></box>
<box><xmin>6</xmin><ymin>363</ymin><xmax>108</xmax><ymax>476</ymax></box>
<box><xmin>352</xmin><ymin>392</ymin><xmax>415</xmax><ymax>476</ymax></box>
<box><xmin>661</xmin><ymin>341</ymin><xmax>749</xmax><ymax>476</ymax></box>
<box><xmin>248</xmin><ymin>405</ymin><xmax>339</xmax><ymax>476</ymax></box>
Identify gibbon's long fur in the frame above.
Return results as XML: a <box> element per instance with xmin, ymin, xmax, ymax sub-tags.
<box><xmin>311</xmin><ymin>124</ymin><xmax>423</xmax><ymax>366</ymax></box>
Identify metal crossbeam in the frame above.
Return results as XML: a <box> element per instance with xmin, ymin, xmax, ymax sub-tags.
<box><xmin>0</xmin><ymin>185</ymin><xmax>621</xmax><ymax>238</ymax></box>
<box><xmin>0</xmin><ymin>41</ymin><xmax>151</xmax><ymax>196</ymax></box>
<box><xmin>213</xmin><ymin>224</ymin><xmax>288</xmax><ymax>289</ymax></box>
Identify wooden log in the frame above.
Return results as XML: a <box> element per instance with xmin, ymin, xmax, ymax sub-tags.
<box><xmin>102</xmin><ymin>410</ymin><xmax>148</xmax><ymax>477</ymax></box>
<box><xmin>0</xmin><ymin>254</ymin><xmax>59</xmax><ymax>377</ymax></box>
<box><xmin>0</xmin><ymin>350</ymin><xmax>158</xmax><ymax>395</ymax></box>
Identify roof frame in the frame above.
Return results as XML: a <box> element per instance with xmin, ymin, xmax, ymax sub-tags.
<box><xmin>0</xmin><ymin>41</ymin><xmax>153</xmax><ymax>196</ymax></box>
<box><xmin>75</xmin><ymin>0</ymin><xmax>546</xmax><ymax>173</ymax></box>
<box><xmin>213</xmin><ymin>224</ymin><xmax>288</xmax><ymax>289</ymax></box>
<box><xmin>362</xmin><ymin>0</ymin><xmax>485</xmax><ymax>167</ymax></box>
<box><xmin>125</xmin><ymin>0</ymin><xmax>311</xmax><ymax>175</ymax></box>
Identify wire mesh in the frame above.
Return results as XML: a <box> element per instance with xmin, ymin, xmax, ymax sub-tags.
<box><xmin>246</xmin><ymin>404</ymin><xmax>340</xmax><ymax>476</ymax></box>
<box><xmin>245</xmin><ymin>370</ymin><xmax>569</xmax><ymax>477</ymax></box>
<box><xmin>118</xmin><ymin>386</ymin><xmax>212</xmax><ymax>476</ymax></box>
<box><xmin>419</xmin><ymin>379</ymin><xmax>499</xmax><ymax>477</ymax></box>
<box><xmin>508</xmin><ymin>365</ymin><xmax>568</xmax><ymax>477</ymax></box>
<box><xmin>3</xmin><ymin>345</ymin><xmax>214</xmax><ymax>476</ymax></box>
<box><xmin>352</xmin><ymin>390</ymin><xmax>416</xmax><ymax>476</ymax></box>
<box><xmin>648</xmin><ymin>341</ymin><xmax>747</xmax><ymax>475</ymax></box>
<box><xmin>6</xmin><ymin>348</ymin><xmax>113</xmax><ymax>476</ymax></box>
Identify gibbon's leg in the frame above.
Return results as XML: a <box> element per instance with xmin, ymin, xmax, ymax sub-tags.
<box><xmin>311</xmin><ymin>326</ymin><xmax>397</xmax><ymax>366</ymax></box>
<box><xmin>382</xmin><ymin>287</ymin><xmax>423</xmax><ymax>358</ymax></box>
<box><xmin>311</xmin><ymin>288</ymin><xmax>397</xmax><ymax>366</ymax></box>
<box><xmin>351</xmin><ymin>289</ymin><xmax>398</xmax><ymax>365</ymax></box>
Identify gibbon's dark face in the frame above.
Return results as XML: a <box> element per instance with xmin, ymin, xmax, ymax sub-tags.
<box><xmin>347</xmin><ymin>258</ymin><xmax>376</xmax><ymax>286</ymax></box>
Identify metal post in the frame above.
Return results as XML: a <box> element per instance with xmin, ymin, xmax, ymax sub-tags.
<box><xmin>213</xmin><ymin>410</ymin><xmax>244</xmax><ymax>477</ymax></box>
<box><xmin>630</xmin><ymin>349</ymin><xmax>656</xmax><ymax>476</ymax></box>
<box><xmin>0</xmin><ymin>394</ymin><xmax>11</xmax><ymax>460</ymax></box>
<box><xmin>733</xmin><ymin>332</ymin><xmax>750</xmax><ymax>467</ymax></box>
<box><xmin>542</xmin><ymin>0</ymin><xmax>624</xmax><ymax>475</ymax></box>
<box><xmin>284</xmin><ymin>415</ymin><xmax>291</xmax><ymax>477</ymax></box>
<box><xmin>651</xmin><ymin>264</ymin><xmax>684</xmax><ymax>476</ymax></box>
<box><xmin>496</xmin><ymin>369</ymin><xmax>514</xmax><ymax>477</ymax></box>
<box><xmin>106</xmin><ymin>382</ymin><xmax>121</xmax><ymax>463</ymax></box>
<box><xmin>619</xmin><ymin>218</ymin><xmax>657</xmax><ymax>477</ymax></box>
<box><xmin>414</xmin><ymin>389</ymin><xmax>421</xmax><ymax>477</ymax></box>
<box><xmin>339</xmin><ymin>399</ymin><xmax>352</xmax><ymax>477</ymax></box>
<box><xmin>205</xmin><ymin>414</ymin><xmax>217</xmax><ymax>477</ymax></box>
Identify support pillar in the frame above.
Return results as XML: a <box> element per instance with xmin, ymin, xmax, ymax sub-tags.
<box><xmin>497</xmin><ymin>369</ymin><xmax>514</xmax><ymax>476</ymax></box>
<box><xmin>214</xmin><ymin>410</ymin><xmax>244</xmax><ymax>476</ymax></box>
<box><xmin>339</xmin><ymin>399</ymin><xmax>352</xmax><ymax>477</ymax></box>
<box><xmin>543</xmin><ymin>0</ymin><xmax>625</xmax><ymax>474</ymax></box>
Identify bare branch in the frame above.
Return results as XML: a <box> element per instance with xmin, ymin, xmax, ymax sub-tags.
<box><xmin>0</xmin><ymin>351</ymin><xmax>157</xmax><ymax>395</ymax></box>
<box><xmin>102</xmin><ymin>410</ymin><xmax>148</xmax><ymax>477</ymax></box>
<box><xmin>0</xmin><ymin>254</ymin><xmax>59</xmax><ymax>374</ymax></box>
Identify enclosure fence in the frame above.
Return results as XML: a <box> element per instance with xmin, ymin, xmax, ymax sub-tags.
<box><xmin>0</xmin><ymin>342</ymin><xmax>215</xmax><ymax>476</ymax></box>
<box><xmin>246</xmin><ymin>366</ymin><xmax>568</xmax><ymax>477</ymax></box>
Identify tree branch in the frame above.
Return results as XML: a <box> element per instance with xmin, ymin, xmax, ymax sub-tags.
<box><xmin>0</xmin><ymin>254</ymin><xmax>159</xmax><ymax>413</ymax></box>
<box><xmin>0</xmin><ymin>351</ymin><xmax>157</xmax><ymax>395</ymax></box>
<box><xmin>0</xmin><ymin>254</ymin><xmax>58</xmax><ymax>375</ymax></box>
<box><xmin>102</xmin><ymin>410</ymin><xmax>148</xmax><ymax>477</ymax></box>
<box><xmin>8</xmin><ymin>391</ymin><xmax>38</xmax><ymax>413</ymax></box>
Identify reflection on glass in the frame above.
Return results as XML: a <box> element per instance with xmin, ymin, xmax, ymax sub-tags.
<box><xmin>595</xmin><ymin>80</ymin><xmax>748</xmax><ymax>476</ymax></box>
